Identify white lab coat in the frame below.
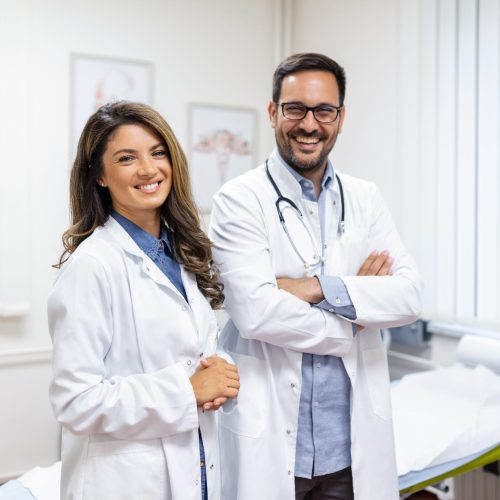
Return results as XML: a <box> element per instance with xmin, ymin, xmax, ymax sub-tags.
<box><xmin>209</xmin><ymin>151</ymin><xmax>422</xmax><ymax>500</ymax></box>
<box><xmin>48</xmin><ymin>217</ymin><xmax>221</xmax><ymax>500</ymax></box>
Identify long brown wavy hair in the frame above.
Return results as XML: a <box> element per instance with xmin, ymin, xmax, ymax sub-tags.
<box><xmin>58</xmin><ymin>101</ymin><xmax>224</xmax><ymax>309</ymax></box>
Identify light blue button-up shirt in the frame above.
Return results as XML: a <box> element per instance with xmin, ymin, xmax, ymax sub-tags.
<box><xmin>274</xmin><ymin>153</ymin><xmax>356</xmax><ymax>479</ymax></box>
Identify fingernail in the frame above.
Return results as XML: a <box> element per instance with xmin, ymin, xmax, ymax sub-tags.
<box><xmin>382</xmin><ymin>250</ymin><xmax>389</xmax><ymax>256</ymax></box>
<box><xmin>371</xmin><ymin>250</ymin><xmax>378</xmax><ymax>256</ymax></box>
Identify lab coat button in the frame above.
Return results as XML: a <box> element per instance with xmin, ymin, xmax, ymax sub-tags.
<box><xmin>199</xmin><ymin>352</ymin><xmax>204</xmax><ymax>358</ymax></box>
<box><xmin>210</xmin><ymin>464</ymin><xmax>214</xmax><ymax>470</ymax></box>
<box><xmin>187</xmin><ymin>360</ymin><xmax>192</xmax><ymax>366</ymax></box>
<box><xmin>288</xmin><ymin>470</ymin><xmax>292</xmax><ymax>476</ymax></box>
<box><xmin>286</xmin><ymin>429</ymin><xmax>291</xmax><ymax>435</ymax></box>
<box><xmin>195</xmin><ymin>479</ymin><xmax>199</xmax><ymax>485</ymax></box>
<box><xmin>290</xmin><ymin>382</ymin><xmax>295</xmax><ymax>388</ymax></box>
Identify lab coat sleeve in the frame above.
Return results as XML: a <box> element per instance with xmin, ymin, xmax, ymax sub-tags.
<box><xmin>48</xmin><ymin>252</ymin><xmax>199</xmax><ymax>439</ymax></box>
<box><xmin>209</xmin><ymin>182</ymin><xmax>353</xmax><ymax>356</ymax></box>
<box><xmin>341</xmin><ymin>183</ymin><xmax>423</xmax><ymax>328</ymax></box>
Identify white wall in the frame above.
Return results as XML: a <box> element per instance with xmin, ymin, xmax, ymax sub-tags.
<box><xmin>2</xmin><ymin>0</ymin><xmax>276</xmax><ymax>353</ymax></box>
<box><xmin>0</xmin><ymin>0</ymin><xmax>277</xmax><ymax>478</ymax></box>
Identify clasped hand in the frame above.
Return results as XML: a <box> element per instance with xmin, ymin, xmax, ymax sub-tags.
<box><xmin>190</xmin><ymin>355</ymin><xmax>240</xmax><ymax>412</ymax></box>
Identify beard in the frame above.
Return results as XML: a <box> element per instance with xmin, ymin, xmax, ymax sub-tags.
<box><xmin>276</xmin><ymin>130</ymin><xmax>336</xmax><ymax>175</ymax></box>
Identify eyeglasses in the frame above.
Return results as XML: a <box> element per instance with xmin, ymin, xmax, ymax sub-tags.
<box><xmin>280</xmin><ymin>102</ymin><xmax>342</xmax><ymax>123</ymax></box>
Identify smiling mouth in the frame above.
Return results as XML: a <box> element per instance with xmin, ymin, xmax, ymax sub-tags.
<box><xmin>293</xmin><ymin>135</ymin><xmax>321</xmax><ymax>145</ymax></box>
<box><xmin>135</xmin><ymin>180</ymin><xmax>162</xmax><ymax>193</ymax></box>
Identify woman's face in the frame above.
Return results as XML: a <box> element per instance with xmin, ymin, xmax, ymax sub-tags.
<box><xmin>99</xmin><ymin>123</ymin><xmax>172</xmax><ymax>223</ymax></box>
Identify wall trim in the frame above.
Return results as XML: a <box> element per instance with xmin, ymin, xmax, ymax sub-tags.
<box><xmin>0</xmin><ymin>302</ymin><xmax>30</xmax><ymax>317</ymax></box>
<box><xmin>427</xmin><ymin>320</ymin><xmax>500</xmax><ymax>340</ymax></box>
<box><xmin>0</xmin><ymin>346</ymin><xmax>52</xmax><ymax>367</ymax></box>
<box><xmin>0</xmin><ymin>469</ymin><xmax>28</xmax><ymax>484</ymax></box>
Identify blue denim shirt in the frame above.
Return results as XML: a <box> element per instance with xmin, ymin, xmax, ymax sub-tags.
<box><xmin>111</xmin><ymin>211</ymin><xmax>207</xmax><ymax>499</ymax></box>
<box><xmin>275</xmin><ymin>153</ymin><xmax>356</xmax><ymax>479</ymax></box>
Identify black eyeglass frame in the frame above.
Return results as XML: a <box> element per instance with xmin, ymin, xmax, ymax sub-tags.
<box><xmin>279</xmin><ymin>102</ymin><xmax>343</xmax><ymax>123</ymax></box>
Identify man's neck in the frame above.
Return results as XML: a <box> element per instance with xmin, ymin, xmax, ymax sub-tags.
<box><xmin>296</xmin><ymin>163</ymin><xmax>328</xmax><ymax>198</ymax></box>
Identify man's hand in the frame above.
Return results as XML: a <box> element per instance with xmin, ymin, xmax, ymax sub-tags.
<box><xmin>276</xmin><ymin>251</ymin><xmax>393</xmax><ymax>304</ymax></box>
<box><xmin>357</xmin><ymin>250</ymin><xmax>393</xmax><ymax>276</ymax></box>
<box><xmin>276</xmin><ymin>276</ymin><xmax>324</xmax><ymax>304</ymax></box>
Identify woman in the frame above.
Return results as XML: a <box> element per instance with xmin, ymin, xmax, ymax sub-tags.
<box><xmin>48</xmin><ymin>101</ymin><xmax>239</xmax><ymax>500</ymax></box>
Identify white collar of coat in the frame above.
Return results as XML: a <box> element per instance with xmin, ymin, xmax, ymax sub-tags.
<box><xmin>266</xmin><ymin>149</ymin><xmax>341</xmax><ymax>200</ymax></box>
<box><xmin>99</xmin><ymin>215</ymin><xmax>148</xmax><ymax>259</ymax></box>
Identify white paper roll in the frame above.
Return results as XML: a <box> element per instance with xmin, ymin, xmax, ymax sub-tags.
<box><xmin>457</xmin><ymin>334</ymin><xmax>500</xmax><ymax>373</ymax></box>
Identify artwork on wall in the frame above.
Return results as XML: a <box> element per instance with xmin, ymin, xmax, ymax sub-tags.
<box><xmin>71</xmin><ymin>53</ymin><xmax>153</xmax><ymax>155</ymax></box>
<box><xmin>189</xmin><ymin>103</ymin><xmax>257</xmax><ymax>212</ymax></box>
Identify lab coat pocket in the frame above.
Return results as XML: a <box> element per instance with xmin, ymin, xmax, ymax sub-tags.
<box><xmin>218</xmin><ymin>353</ymin><xmax>268</xmax><ymax>438</ymax></box>
<box><xmin>83</xmin><ymin>438</ymin><xmax>167</xmax><ymax>500</ymax></box>
<box><xmin>362</xmin><ymin>348</ymin><xmax>392</xmax><ymax>420</ymax></box>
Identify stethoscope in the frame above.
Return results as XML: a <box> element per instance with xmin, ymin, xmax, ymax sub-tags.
<box><xmin>265</xmin><ymin>159</ymin><xmax>345</xmax><ymax>270</ymax></box>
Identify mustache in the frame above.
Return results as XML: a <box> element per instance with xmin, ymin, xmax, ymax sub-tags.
<box><xmin>290</xmin><ymin>130</ymin><xmax>323</xmax><ymax>139</ymax></box>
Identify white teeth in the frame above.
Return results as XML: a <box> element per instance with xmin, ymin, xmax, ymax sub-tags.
<box><xmin>138</xmin><ymin>182</ymin><xmax>158</xmax><ymax>191</ymax></box>
<box><xmin>295</xmin><ymin>136</ymin><xmax>320</xmax><ymax>144</ymax></box>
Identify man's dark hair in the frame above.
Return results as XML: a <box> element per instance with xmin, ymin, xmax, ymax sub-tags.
<box><xmin>272</xmin><ymin>53</ymin><xmax>346</xmax><ymax>106</ymax></box>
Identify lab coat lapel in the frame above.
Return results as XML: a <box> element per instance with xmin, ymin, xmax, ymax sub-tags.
<box><xmin>105</xmin><ymin>217</ymin><xmax>189</xmax><ymax>302</ymax></box>
<box><xmin>179</xmin><ymin>266</ymin><xmax>203</xmax><ymax>341</ymax></box>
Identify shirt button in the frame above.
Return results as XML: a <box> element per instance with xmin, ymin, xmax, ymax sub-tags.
<box><xmin>314</xmin><ymin>401</ymin><xmax>319</xmax><ymax>407</ymax></box>
<box><xmin>335</xmin><ymin>297</ymin><xmax>341</xmax><ymax>304</ymax></box>
<box><xmin>328</xmin><ymin>308</ymin><xmax>334</xmax><ymax>313</ymax></box>
<box><xmin>316</xmin><ymin>362</ymin><xmax>322</xmax><ymax>368</ymax></box>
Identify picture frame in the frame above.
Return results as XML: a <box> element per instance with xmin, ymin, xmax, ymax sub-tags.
<box><xmin>70</xmin><ymin>53</ymin><xmax>154</xmax><ymax>157</ymax></box>
<box><xmin>188</xmin><ymin>103</ymin><xmax>257</xmax><ymax>212</ymax></box>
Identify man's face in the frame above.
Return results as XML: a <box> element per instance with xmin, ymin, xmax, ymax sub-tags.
<box><xmin>268</xmin><ymin>70</ymin><xmax>345</xmax><ymax>175</ymax></box>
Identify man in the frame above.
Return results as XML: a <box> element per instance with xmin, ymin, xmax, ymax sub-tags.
<box><xmin>209</xmin><ymin>53</ymin><xmax>422</xmax><ymax>500</ymax></box>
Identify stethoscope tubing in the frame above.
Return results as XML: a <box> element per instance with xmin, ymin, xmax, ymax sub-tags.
<box><xmin>265</xmin><ymin>159</ymin><xmax>345</xmax><ymax>231</ymax></box>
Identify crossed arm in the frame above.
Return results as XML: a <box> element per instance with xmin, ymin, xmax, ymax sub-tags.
<box><xmin>277</xmin><ymin>250</ymin><xmax>393</xmax><ymax>304</ymax></box>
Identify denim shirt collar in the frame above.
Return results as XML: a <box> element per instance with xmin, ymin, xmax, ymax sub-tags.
<box><xmin>274</xmin><ymin>150</ymin><xmax>334</xmax><ymax>201</ymax></box>
<box><xmin>111</xmin><ymin>211</ymin><xmax>172</xmax><ymax>260</ymax></box>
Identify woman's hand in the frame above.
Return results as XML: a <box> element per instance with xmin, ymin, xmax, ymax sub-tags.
<box><xmin>190</xmin><ymin>355</ymin><xmax>239</xmax><ymax>411</ymax></box>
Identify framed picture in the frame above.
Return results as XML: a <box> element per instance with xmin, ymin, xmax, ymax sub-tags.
<box><xmin>189</xmin><ymin>103</ymin><xmax>257</xmax><ymax>211</ymax></box>
<box><xmin>71</xmin><ymin>53</ymin><xmax>153</xmax><ymax>156</ymax></box>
